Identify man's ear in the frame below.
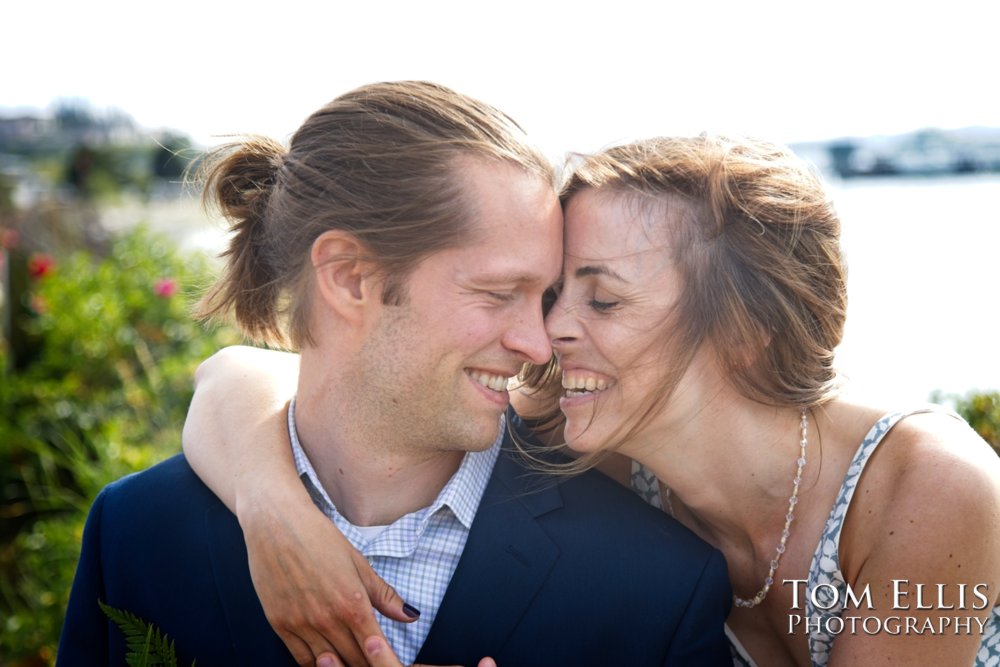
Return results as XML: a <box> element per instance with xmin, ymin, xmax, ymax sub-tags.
<box><xmin>311</xmin><ymin>230</ymin><xmax>379</xmax><ymax>324</ymax></box>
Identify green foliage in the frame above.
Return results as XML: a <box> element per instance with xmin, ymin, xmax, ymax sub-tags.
<box><xmin>947</xmin><ymin>391</ymin><xmax>1000</xmax><ymax>455</ymax></box>
<box><xmin>1</xmin><ymin>225</ymin><xmax>238</xmax><ymax>665</ymax></box>
<box><xmin>0</xmin><ymin>171</ymin><xmax>13</xmax><ymax>214</ymax></box>
<box><xmin>63</xmin><ymin>143</ymin><xmax>163</xmax><ymax>201</ymax></box>
<box><xmin>152</xmin><ymin>135</ymin><xmax>196</xmax><ymax>181</ymax></box>
<box><xmin>99</xmin><ymin>600</ymin><xmax>194</xmax><ymax>667</ymax></box>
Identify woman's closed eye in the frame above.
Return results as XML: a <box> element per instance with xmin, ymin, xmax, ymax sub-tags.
<box><xmin>588</xmin><ymin>298</ymin><xmax>620</xmax><ymax>312</ymax></box>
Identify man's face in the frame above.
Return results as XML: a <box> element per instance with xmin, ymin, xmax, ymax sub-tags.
<box><xmin>350</xmin><ymin>160</ymin><xmax>562</xmax><ymax>455</ymax></box>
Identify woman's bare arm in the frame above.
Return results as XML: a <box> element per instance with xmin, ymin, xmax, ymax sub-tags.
<box><xmin>181</xmin><ymin>346</ymin><xmax>417</xmax><ymax>667</ymax></box>
<box><xmin>828</xmin><ymin>414</ymin><xmax>1000</xmax><ymax>665</ymax></box>
<box><xmin>183</xmin><ymin>345</ymin><xmax>300</xmax><ymax>513</ymax></box>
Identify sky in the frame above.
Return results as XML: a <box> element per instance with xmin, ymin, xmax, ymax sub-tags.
<box><xmin>4</xmin><ymin>0</ymin><xmax>998</xmax><ymax>402</ymax></box>
<box><xmin>4</xmin><ymin>0</ymin><xmax>998</xmax><ymax>159</ymax></box>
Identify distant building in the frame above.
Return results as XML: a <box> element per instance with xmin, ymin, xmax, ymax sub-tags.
<box><xmin>818</xmin><ymin>127</ymin><xmax>1000</xmax><ymax>178</ymax></box>
<box><xmin>0</xmin><ymin>104</ymin><xmax>144</xmax><ymax>154</ymax></box>
<box><xmin>0</xmin><ymin>116</ymin><xmax>54</xmax><ymax>144</ymax></box>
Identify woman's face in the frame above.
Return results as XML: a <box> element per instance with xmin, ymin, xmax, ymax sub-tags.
<box><xmin>545</xmin><ymin>189</ymin><xmax>715</xmax><ymax>454</ymax></box>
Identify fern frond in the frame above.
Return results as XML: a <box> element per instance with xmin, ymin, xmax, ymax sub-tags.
<box><xmin>99</xmin><ymin>599</ymin><xmax>187</xmax><ymax>667</ymax></box>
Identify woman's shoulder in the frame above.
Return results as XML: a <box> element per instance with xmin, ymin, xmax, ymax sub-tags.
<box><xmin>825</xmin><ymin>400</ymin><xmax>998</xmax><ymax>488</ymax></box>
<box><xmin>837</xmin><ymin>402</ymin><xmax>1000</xmax><ymax>575</ymax></box>
<box><xmin>872</xmin><ymin>407</ymin><xmax>1000</xmax><ymax>493</ymax></box>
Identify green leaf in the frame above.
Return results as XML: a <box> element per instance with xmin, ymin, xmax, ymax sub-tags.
<box><xmin>99</xmin><ymin>599</ymin><xmax>192</xmax><ymax>667</ymax></box>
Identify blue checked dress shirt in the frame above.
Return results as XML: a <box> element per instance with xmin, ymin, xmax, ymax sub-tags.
<box><xmin>287</xmin><ymin>399</ymin><xmax>502</xmax><ymax>665</ymax></box>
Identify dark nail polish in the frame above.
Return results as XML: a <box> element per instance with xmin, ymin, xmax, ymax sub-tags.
<box><xmin>403</xmin><ymin>602</ymin><xmax>421</xmax><ymax>619</ymax></box>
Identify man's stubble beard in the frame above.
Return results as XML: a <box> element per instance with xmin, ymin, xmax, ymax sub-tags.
<box><xmin>345</xmin><ymin>304</ymin><xmax>500</xmax><ymax>462</ymax></box>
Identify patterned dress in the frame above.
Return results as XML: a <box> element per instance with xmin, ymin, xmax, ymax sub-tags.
<box><xmin>631</xmin><ymin>409</ymin><xmax>1000</xmax><ymax>667</ymax></box>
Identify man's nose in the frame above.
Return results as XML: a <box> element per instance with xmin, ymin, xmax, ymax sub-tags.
<box><xmin>503</xmin><ymin>303</ymin><xmax>552</xmax><ymax>366</ymax></box>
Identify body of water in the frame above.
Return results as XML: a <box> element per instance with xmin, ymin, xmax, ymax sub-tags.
<box><xmin>105</xmin><ymin>173</ymin><xmax>1000</xmax><ymax>407</ymax></box>
<box><xmin>831</xmin><ymin>173</ymin><xmax>999</xmax><ymax>406</ymax></box>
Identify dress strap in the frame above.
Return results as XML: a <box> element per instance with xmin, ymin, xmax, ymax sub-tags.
<box><xmin>824</xmin><ymin>405</ymin><xmax>962</xmax><ymax>544</ymax></box>
<box><xmin>629</xmin><ymin>460</ymin><xmax>664</xmax><ymax>511</ymax></box>
<box><xmin>805</xmin><ymin>405</ymin><xmax>964</xmax><ymax>665</ymax></box>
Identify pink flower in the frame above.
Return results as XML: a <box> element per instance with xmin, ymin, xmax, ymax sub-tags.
<box><xmin>30</xmin><ymin>294</ymin><xmax>48</xmax><ymax>314</ymax></box>
<box><xmin>153</xmin><ymin>277</ymin><xmax>178</xmax><ymax>298</ymax></box>
<box><xmin>0</xmin><ymin>228</ymin><xmax>19</xmax><ymax>249</ymax></box>
<box><xmin>28</xmin><ymin>253</ymin><xmax>55</xmax><ymax>279</ymax></box>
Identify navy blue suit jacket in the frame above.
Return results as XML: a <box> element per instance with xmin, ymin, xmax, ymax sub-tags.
<box><xmin>59</xmin><ymin>423</ymin><xmax>732</xmax><ymax>666</ymax></box>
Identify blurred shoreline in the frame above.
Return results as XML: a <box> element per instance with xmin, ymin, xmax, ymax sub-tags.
<box><xmin>100</xmin><ymin>186</ymin><xmax>230</xmax><ymax>256</ymax></box>
<box><xmin>91</xmin><ymin>172</ymin><xmax>1000</xmax><ymax>408</ymax></box>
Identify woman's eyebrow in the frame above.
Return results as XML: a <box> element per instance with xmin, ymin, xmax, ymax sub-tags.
<box><xmin>574</xmin><ymin>265</ymin><xmax>627</xmax><ymax>282</ymax></box>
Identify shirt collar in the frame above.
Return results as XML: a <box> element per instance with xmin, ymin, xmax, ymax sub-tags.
<box><xmin>287</xmin><ymin>397</ymin><xmax>501</xmax><ymax>535</ymax></box>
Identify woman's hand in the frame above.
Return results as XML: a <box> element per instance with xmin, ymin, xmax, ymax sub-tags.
<box><xmin>322</xmin><ymin>637</ymin><xmax>495</xmax><ymax>667</ymax></box>
<box><xmin>240</xmin><ymin>484</ymin><xmax>419</xmax><ymax>666</ymax></box>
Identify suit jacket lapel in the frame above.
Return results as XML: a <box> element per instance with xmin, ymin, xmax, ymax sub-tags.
<box><xmin>417</xmin><ymin>443</ymin><xmax>563</xmax><ymax>662</ymax></box>
<box><xmin>204</xmin><ymin>502</ymin><xmax>295</xmax><ymax>665</ymax></box>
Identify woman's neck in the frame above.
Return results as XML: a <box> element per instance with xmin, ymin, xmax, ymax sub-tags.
<box><xmin>628</xmin><ymin>393</ymin><xmax>817</xmax><ymax>550</ymax></box>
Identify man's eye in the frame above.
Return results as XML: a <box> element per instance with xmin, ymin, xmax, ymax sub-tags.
<box><xmin>488</xmin><ymin>291</ymin><xmax>515</xmax><ymax>303</ymax></box>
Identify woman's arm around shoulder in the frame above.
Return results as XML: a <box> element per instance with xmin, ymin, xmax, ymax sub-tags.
<box><xmin>181</xmin><ymin>345</ymin><xmax>415</xmax><ymax>667</ymax></box>
<box><xmin>183</xmin><ymin>345</ymin><xmax>300</xmax><ymax>512</ymax></box>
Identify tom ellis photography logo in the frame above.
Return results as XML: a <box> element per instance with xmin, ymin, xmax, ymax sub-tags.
<box><xmin>784</xmin><ymin>579</ymin><xmax>993</xmax><ymax>636</ymax></box>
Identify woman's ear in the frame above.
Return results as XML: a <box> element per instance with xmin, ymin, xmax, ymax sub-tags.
<box><xmin>311</xmin><ymin>231</ymin><xmax>378</xmax><ymax>324</ymax></box>
<box><xmin>731</xmin><ymin>323</ymin><xmax>773</xmax><ymax>370</ymax></box>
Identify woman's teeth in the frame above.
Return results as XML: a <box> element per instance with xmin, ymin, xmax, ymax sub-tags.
<box><xmin>562</xmin><ymin>373</ymin><xmax>608</xmax><ymax>396</ymax></box>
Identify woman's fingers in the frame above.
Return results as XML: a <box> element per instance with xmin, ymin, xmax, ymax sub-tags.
<box><xmin>316</xmin><ymin>651</ymin><xmax>347</xmax><ymax>667</ymax></box>
<box><xmin>354</xmin><ymin>551</ymin><xmax>419</xmax><ymax>624</ymax></box>
<box><xmin>361</xmin><ymin>636</ymin><xmax>406</xmax><ymax>667</ymax></box>
<box><xmin>278</xmin><ymin>631</ymin><xmax>315</xmax><ymax>666</ymax></box>
<box><xmin>362</xmin><ymin>636</ymin><xmax>497</xmax><ymax>667</ymax></box>
<box><xmin>291</xmin><ymin>625</ymin><xmax>358</xmax><ymax>666</ymax></box>
<box><xmin>241</xmin><ymin>492</ymin><xmax>383</xmax><ymax>666</ymax></box>
<box><xmin>409</xmin><ymin>660</ymin><xmax>497</xmax><ymax>666</ymax></box>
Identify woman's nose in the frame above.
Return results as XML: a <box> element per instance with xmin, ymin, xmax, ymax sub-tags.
<box><xmin>544</xmin><ymin>295</ymin><xmax>580</xmax><ymax>348</ymax></box>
